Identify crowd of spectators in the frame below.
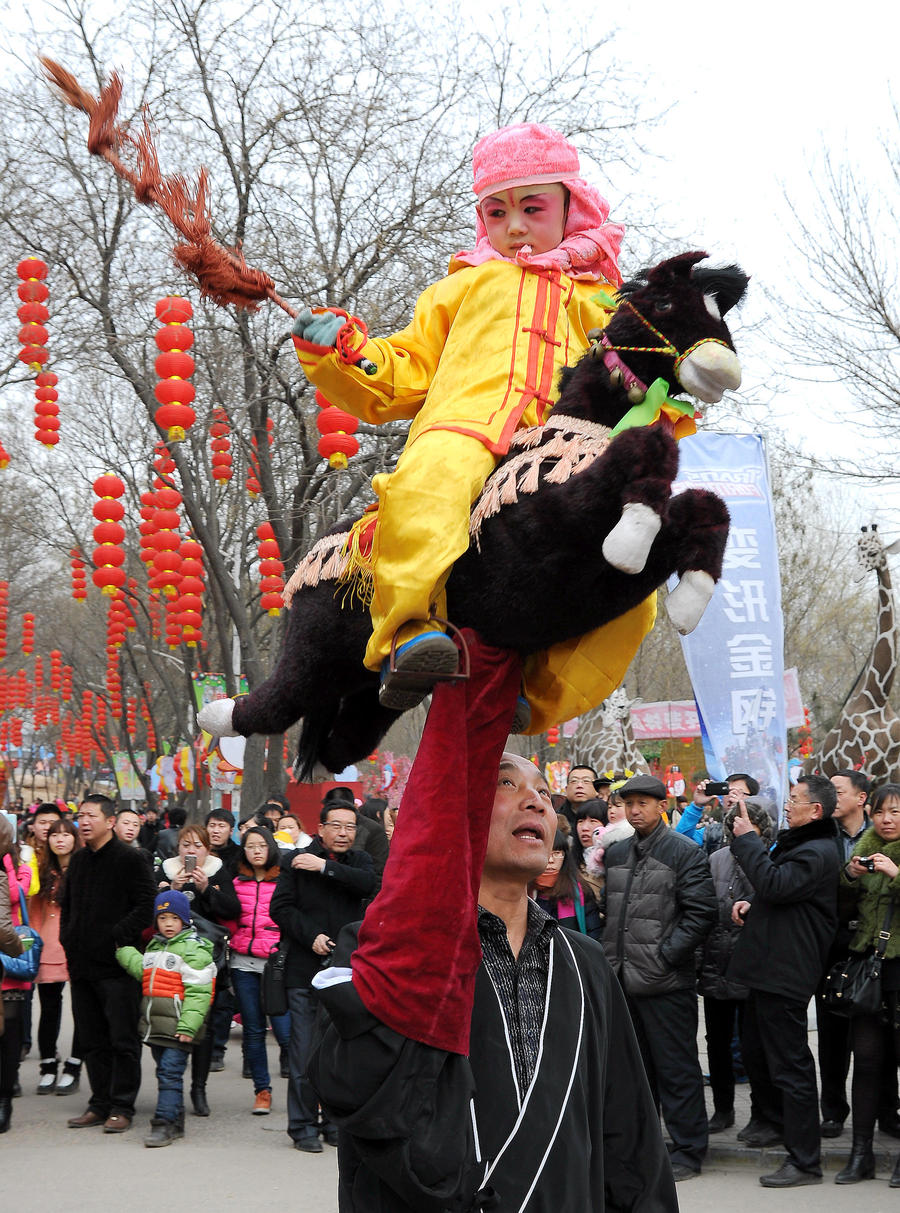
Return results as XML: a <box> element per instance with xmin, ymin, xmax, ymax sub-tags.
<box><xmin>3</xmin><ymin>763</ymin><xmax>900</xmax><ymax>1194</ymax></box>
<box><xmin>0</xmin><ymin>789</ymin><xmax>386</xmax><ymax>1149</ymax></box>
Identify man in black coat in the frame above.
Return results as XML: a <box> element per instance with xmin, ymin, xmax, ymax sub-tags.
<box><xmin>270</xmin><ymin>802</ymin><xmax>375</xmax><ymax>1152</ymax></box>
<box><xmin>601</xmin><ymin>774</ymin><xmax>717</xmax><ymax>1181</ymax></box>
<box><xmin>729</xmin><ymin>773</ymin><xmax>841</xmax><ymax>1188</ymax></box>
<box><xmin>60</xmin><ymin>794</ymin><xmax>157</xmax><ymax>1133</ymax></box>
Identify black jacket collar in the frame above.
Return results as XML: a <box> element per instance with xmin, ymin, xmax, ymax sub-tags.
<box><xmin>772</xmin><ymin>817</ymin><xmax>836</xmax><ymax>857</ymax></box>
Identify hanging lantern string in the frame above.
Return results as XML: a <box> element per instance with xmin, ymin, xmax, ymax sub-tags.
<box><xmin>42</xmin><ymin>59</ymin><xmax>291</xmax><ymax>316</ymax></box>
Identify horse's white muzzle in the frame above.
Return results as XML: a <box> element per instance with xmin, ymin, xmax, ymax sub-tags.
<box><xmin>676</xmin><ymin>341</ymin><xmax>742</xmax><ymax>403</ymax></box>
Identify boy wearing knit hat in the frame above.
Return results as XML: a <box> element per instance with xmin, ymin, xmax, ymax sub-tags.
<box><xmin>116</xmin><ymin>890</ymin><xmax>216</xmax><ymax>1148</ymax></box>
<box><xmin>290</xmin><ymin>123</ymin><xmax>656</xmax><ymax>732</ymax></box>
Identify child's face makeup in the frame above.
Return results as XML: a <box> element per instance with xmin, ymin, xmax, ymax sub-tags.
<box><xmin>478</xmin><ymin>183</ymin><xmax>568</xmax><ymax>258</ymax></box>
<box><xmin>157</xmin><ymin>912</ymin><xmax>185</xmax><ymax>938</ymax></box>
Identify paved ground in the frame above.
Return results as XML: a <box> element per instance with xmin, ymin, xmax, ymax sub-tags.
<box><xmin>6</xmin><ymin>1004</ymin><xmax>900</xmax><ymax>1210</ymax></box>
<box><xmin>5</xmin><ymin>1028</ymin><xmax>340</xmax><ymax>1211</ymax></box>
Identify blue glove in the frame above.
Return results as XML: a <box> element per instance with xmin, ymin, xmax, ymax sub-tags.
<box><xmin>292</xmin><ymin>307</ymin><xmax>344</xmax><ymax>347</ymax></box>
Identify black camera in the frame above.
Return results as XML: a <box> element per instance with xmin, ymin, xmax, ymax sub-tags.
<box><xmin>705</xmin><ymin>781</ymin><xmax>730</xmax><ymax>797</ymax></box>
<box><xmin>860</xmin><ymin>857</ymin><xmax>877</xmax><ymax>872</ymax></box>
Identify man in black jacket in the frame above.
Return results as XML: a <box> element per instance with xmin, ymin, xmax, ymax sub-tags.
<box><xmin>601</xmin><ymin>774</ymin><xmax>717</xmax><ymax>1181</ymax></box>
<box><xmin>729</xmin><ymin>773</ymin><xmax>840</xmax><ymax>1187</ymax></box>
<box><xmin>270</xmin><ymin>802</ymin><xmax>375</xmax><ymax>1152</ymax></box>
<box><xmin>60</xmin><ymin>794</ymin><xmax>157</xmax><ymax>1134</ymax></box>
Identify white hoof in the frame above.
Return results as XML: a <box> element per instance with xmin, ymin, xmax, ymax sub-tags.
<box><xmin>666</xmin><ymin>570</ymin><xmax>716</xmax><ymax>634</ymax></box>
<box><xmin>197</xmin><ymin>698</ymin><xmax>240</xmax><ymax>737</ymax></box>
<box><xmin>602</xmin><ymin>502</ymin><xmax>662</xmax><ymax>574</ymax></box>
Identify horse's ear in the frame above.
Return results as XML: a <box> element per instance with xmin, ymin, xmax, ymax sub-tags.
<box><xmin>646</xmin><ymin>251</ymin><xmax>708</xmax><ymax>285</ymax></box>
<box><xmin>691</xmin><ymin>265</ymin><xmax>750</xmax><ymax>315</ymax></box>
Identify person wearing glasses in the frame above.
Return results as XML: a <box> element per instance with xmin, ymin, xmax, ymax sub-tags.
<box><xmin>270</xmin><ymin>802</ymin><xmax>376</xmax><ymax>1153</ymax></box>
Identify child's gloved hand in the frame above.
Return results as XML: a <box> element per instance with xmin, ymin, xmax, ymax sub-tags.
<box><xmin>292</xmin><ymin>307</ymin><xmax>344</xmax><ymax>347</ymax></box>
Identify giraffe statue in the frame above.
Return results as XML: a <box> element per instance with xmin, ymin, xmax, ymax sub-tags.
<box><xmin>574</xmin><ymin>687</ymin><xmax>650</xmax><ymax>778</ymax></box>
<box><xmin>817</xmin><ymin>525</ymin><xmax>900</xmax><ymax>781</ymax></box>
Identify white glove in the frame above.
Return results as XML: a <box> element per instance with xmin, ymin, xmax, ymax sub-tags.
<box><xmin>197</xmin><ymin>698</ymin><xmax>239</xmax><ymax>737</ymax></box>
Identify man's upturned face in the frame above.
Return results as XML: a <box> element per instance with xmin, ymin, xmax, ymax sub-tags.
<box><xmin>484</xmin><ymin>755</ymin><xmax>555</xmax><ymax>881</ymax></box>
<box><xmin>319</xmin><ymin>810</ymin><xmax>357</xmax><ymax>853</ymax></box>
<box><xmin>784</xmin><ymin>784</ymin><xmax>822</xmax><ymax>830</ymax></box>
<box><xmin>623</xmin><ymin>793</ymin><xmax>664</xmax><ymax>837</ymax></box>
<box><xmin>831</xmin><ymin>775</ymin><xmax>866</xmax><ymax>823</ymax></box>
<box><xmin>565</xmin><ymin>769</ymin><xmax>596</xmax><ymax>804</ymax></box>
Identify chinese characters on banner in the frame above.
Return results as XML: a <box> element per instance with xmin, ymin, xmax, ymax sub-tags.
<box><xmin>671</xmin><ymin>434</ymin><xmax>786</xmax><ymax>807</ymax></box>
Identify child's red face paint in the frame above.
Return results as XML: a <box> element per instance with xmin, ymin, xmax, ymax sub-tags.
<box><xmin>478</xmin><ymin>183</ymin><xmax>568</xmax><ymax>259</ymax></box>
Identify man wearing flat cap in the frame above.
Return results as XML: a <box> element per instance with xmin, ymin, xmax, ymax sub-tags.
<box><xmin>601</xmin><ymin>774</ymin><xmax>717</xmax><ymax>1181</ymax></box>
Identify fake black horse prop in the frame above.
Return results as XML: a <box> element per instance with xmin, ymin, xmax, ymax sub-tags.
<box><xmin>199</xmin><ymin>252</ymin><xmax>748</xmax><ymax>775</ymax></box>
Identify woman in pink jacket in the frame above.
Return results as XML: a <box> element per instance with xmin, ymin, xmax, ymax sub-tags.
<box><xmin>29</xmin><ymin>818</ymin><xmax>83</xmax><ymax>1095</ymax></box>
<box><xmin>230</xmin><ymin>826</ymin><xmax>291</xmax><ymax>1116</ymax></box>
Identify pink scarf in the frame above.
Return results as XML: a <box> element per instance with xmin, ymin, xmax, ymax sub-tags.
<box><xmin>454</xmin><ymin>177</ymin><xmax>624</xmax><ymax>286</ymax></box>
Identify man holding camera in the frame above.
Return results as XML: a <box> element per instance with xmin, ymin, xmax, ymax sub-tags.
<box><xmin>729</xmin><ymin>773</ymin><xmax>841</xmax><ymax>1188</ymax></box>
<box><xmin>270</xmin><ymin>801</ymin><xmax>375</xmax><ymax>1153</ymax></box>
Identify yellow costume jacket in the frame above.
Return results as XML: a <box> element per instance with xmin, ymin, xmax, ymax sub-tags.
<box><xmin>293</xmin><ymin>258</ymin><xmax>615</xmax><ymax>454</ymax></box>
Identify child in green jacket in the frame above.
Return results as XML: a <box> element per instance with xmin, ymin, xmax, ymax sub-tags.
<box><xmin>116</xmin><ymin>889</ymin><xmax>215</xmax><ymax>1147</ymax></box>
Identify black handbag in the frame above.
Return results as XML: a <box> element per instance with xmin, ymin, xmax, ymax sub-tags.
<box><xmin>824</xmin><ymin>901</ymin><xmax>894</xmax><ymax>1018</ymax></box>
<box><xmin>261</xmin><ymin>942</ymin><xmax>289</xmax><ymax>1017</ymax></box>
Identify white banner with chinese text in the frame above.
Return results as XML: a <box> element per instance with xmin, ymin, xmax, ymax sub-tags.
<box><xmin>672</xmin><ymin>433</ymin><xmax>786</xmax><ymax>805</ymax></box>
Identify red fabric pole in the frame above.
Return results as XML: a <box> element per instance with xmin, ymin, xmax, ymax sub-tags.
<box><xmin>352</xmin><ymin>630</ymin><xmax>521</xmax><ymax>1055</ymax></box>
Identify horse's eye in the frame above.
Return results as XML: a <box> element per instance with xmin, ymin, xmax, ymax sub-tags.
<box><xmin>654</xmin><ymin>300</ymin><xmax>673</xmax><ymax>315</ymax></box>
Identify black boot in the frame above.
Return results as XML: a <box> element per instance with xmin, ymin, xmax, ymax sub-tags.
<box><xmin>890</xmin><ymin>1155</ymin><xmax>900</xmax><ymax>1189</ymax></box>
<box><xmin>0</xmin><ymin>1096</ymin><xmax>11</xmax><ymax>1134</ymax></box>
<box><xmin>190</xmin><ymin>1085</ymin><xmax>210</xmax><ymax>1117</ymax></box>
<box><xmin>835</xmin><ymin>1135</ymin><xmax>876</xmax><ymax>1184</ymax></box>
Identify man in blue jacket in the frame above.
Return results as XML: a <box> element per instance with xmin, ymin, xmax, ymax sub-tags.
<box><xmin>729</xmin><ymin>773</ymin><xmax>840</xmax><ymax>1188</ymax></box>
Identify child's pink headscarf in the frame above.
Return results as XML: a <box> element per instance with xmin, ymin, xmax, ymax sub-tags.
<box><xmin>454</xmin><ymin>123</ymin><xmax>624</xmax><ymax>285</ymax></box>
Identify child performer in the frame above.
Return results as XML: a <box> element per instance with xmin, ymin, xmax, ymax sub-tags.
<box><xmin>116</xmin><ymin>890</ymin><xmax>215</xmax><ymax>1148</ymax></box>
<box><xmin>290</xmin><ymin>122</ymin><xmax>654</xmax><ymax>723</ymax></box>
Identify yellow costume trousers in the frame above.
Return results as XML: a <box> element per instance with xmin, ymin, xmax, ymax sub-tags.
<box><xmin>365</xmin><ymin>430</ymin><xmax>497</xmax><ymax>671</ymax></box>
<box><xmin>363</xmin><ymin>428</ymin><xmax>657</xmax><ymax>733</ymax></box>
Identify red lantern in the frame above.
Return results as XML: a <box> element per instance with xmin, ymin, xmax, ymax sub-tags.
<box><xmin>16</xmin><ymin>257</ymin><xmax>50</xmax><ymax>372</ymax></box>
<box><xmin>246</xmin><ymin>418</ymin><xmax>273</xmax><ymax>497</ymax></box>
<box><xmin>49</xmin><ymin>649</ymin><xmax>62</xmax><ymax>692</ymax></box>
<box><xmin>154</xmin><ymin>297</ymin><xmax>196</xmax><ymax>442</ymax></box>
<box><xmin>210</xmin><ymin>408</ymin><xmax>232</xmax><ymax>483</ymax></box>
<box><xmin>92</xmin><ymin>474</ymin><xmax>127</xmax><ymax>594</ymax></box>
<box><xmin>22</xmin><ymin>612</ymin><xmax>35</xmax><ymax>656</ymax></box>
<box><xmin>70</xmin><ymin>549</ymin><xmax>88</xmax><ymax>602</ymax></box>
<box><xmin>546</xmin><ymin>726</ymin><xmax>559</xmax><ymax>747</ymax></box>
<box><xmin>315</xmin><ymin>390</ymin><xmax>359</xmax><ymax>470</ymax></box>
<box><xmin>176</xmin><ymin>537</ymin><xmax>205</xmax><ymax>646</ymax></box>
<box><xmin>0</xmin><ymin>440</ymin><xmax>9</xmax><ymax>469</ymax></box>
<box><xmin>256</xmin><ymin>521</ymin><xmax>284</xmax><ymax>616</ymax></box>
<box><xmin>34</xmin><ymin>369</ymin><xmax>60</xmax><ymax>446</ymax></box>
<box><xmin>0</xmin><ymin>580</ymin><xmax>7</xmax><ymax>662</ymax></box>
